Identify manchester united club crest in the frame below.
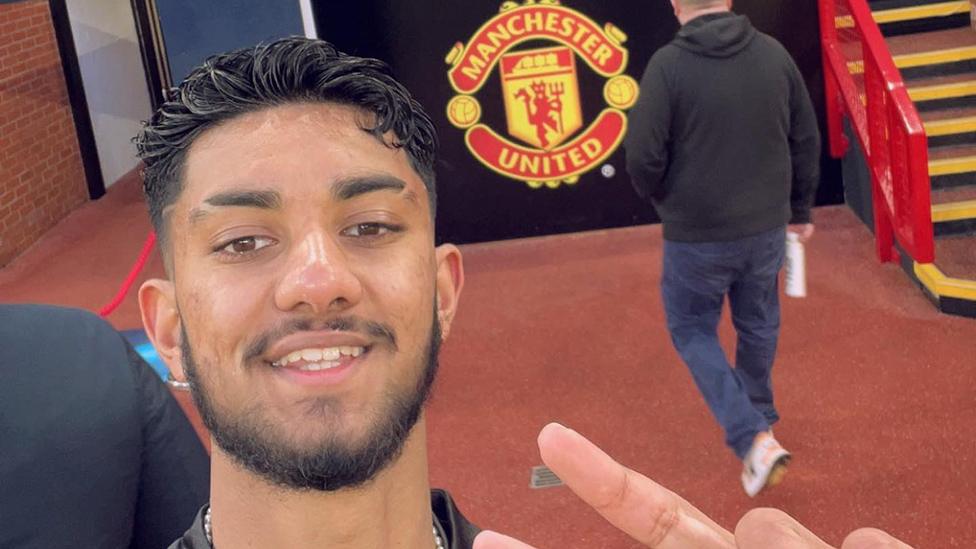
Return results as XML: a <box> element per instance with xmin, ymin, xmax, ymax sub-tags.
<box><xmin>445</xmin><ymin>0</ymin><xmax>638</xmax><ymax>189</ymax></box>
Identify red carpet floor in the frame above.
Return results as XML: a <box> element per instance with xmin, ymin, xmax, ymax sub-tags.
<box><xmin>1</xmin><ymin>174</ymin><xmax>974</xmax><ymax>547</ymax></box>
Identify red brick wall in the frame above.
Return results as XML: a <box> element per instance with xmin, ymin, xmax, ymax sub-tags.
<box><xmin>0</xmin><ymin>0</ymin><xmax>88</xmax><ymax>267</ymax></box>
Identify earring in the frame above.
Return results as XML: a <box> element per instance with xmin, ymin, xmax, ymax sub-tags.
<box><xmin>166</xmin><ymin>374</ymin><xmax>191</xmax><ymax>391</ymax></box>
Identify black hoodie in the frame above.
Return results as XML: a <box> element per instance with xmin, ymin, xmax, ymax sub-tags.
<box><xmin>624</xmin><ymin>12</ymin><xmax>820</xmax><ymax>242</ymax></box>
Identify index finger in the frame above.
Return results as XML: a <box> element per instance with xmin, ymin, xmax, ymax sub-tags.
<box><xmin>538</xmin><ymin>423</ymin><xmax>735</xmax><ymax>549</ymax></box>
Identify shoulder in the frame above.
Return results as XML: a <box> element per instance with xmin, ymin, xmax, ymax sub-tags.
<box><xmin>0</xmin><ymin>303</ymin><xmax>130</xmax><ymax>365</ymax></box>
<box><xmin>0</xmin><ymin>302</ymin><xmax>143</xmax><ymax>407</ymax></box>
<box><xmin>751</xmin><ymin>32</ymin><xmax>794</xmax><ymax>64</ymax></box>
<box><xmin>648</xmin><ymin>43</ymin><xmax>682</xmax><ymax>68</ymax></box>
<box><xmin>638</xmin><ymin>44</ymin><xmax>680</xmax><ymax>90</ymax></box>
<box><xmin>0</xmin><ymin>303</ymin><xmax>113</xmax><ymax>343</ymax></box>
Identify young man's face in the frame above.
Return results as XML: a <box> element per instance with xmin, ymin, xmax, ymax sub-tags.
<box><xmin>141</xmin><ymin>102</ymin><xmax>462</xmax><ymax>489</ymax></box>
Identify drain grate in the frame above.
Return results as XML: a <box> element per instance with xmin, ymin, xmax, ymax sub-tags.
<box><xmin>529</xmin><ymin>465</ymin><xmax>564</xmax><ymax>489</ymax></box>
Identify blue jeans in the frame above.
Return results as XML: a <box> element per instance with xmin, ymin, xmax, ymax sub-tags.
<box><xmin>662</xmin><ymin>226</ymin><xmax>786</xmax><ymax>459</ymax></box>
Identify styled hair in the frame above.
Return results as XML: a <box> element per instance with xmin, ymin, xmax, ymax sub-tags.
<box><xmin>134</xmin><ymin>37</ymin><xmax>437</xmax><ymax>244</ymax></box>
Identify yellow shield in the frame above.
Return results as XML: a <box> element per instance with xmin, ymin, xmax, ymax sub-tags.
<box><xmin>500</xmin><ymin>46</ymin><xmax>582</xmax><ymax>151</ymax></box>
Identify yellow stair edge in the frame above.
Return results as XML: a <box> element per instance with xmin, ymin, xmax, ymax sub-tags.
<box><xmin>932</xmin><ymin>199</ymin><xmax>976</xmax><ymax>222</ymax></box>
<box><xmin>837</xmin><ymin>0</ymin><xmax>970</xmax><ymax>28</ymax></box>
<box><xmin>896</xmin><ymin>45</ymin><xmax>976</xmax><ymax>70</ymax></box>
<box><xmin>924</xmin><ymin>115</ymin><xmax>976</xmax><ymax>136</ymax></box>
<box><xmin>848</xmin><ymin>46</ymin><xmax>976</xmax><ymax>74</ymax></box>
<box><xmin>909</xmin><ymin>79</ymin><xmax>976</xmax><ymax>101</ymax></box>
<box><xmin>929</xmin><ymin>154</ymin><xmax>976</xmax><ymax>176</ymax></box>
<box><xmin>914</xmin><ymin>262</ymin><xmax>976</xmax><ymax>300</ymax></box>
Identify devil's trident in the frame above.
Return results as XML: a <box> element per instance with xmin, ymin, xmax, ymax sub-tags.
<box><xmin>549</xmin><ymin>81</ymin><xmax>565</xmax><ymax>135</ymax></box>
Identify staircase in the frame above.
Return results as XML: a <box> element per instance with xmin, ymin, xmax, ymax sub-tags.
<box><xmin>856</xmin><ymin>0</ymin><xmax>976</xmax><ymax>316</ymax></box>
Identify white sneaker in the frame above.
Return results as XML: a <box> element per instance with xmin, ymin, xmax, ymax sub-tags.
<box><xmin>741</xmin><ymin>432</ymin><xmax>791</xmax><ymax>497</ymax></box>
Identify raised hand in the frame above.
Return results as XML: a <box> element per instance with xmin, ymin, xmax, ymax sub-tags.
<box><xmin>473</xmin><ymin>423</ymin><xmax>911</xmax><ymax>549</ymax></box>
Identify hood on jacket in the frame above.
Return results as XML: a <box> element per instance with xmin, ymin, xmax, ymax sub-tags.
<box><xmin>673</xmin><ymin>12</ymin><xmax>756</xmax><ymax>58</ymax></box>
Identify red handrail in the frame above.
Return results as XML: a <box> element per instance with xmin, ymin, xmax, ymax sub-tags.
<box><xmin>819</xmin><ymin>0</ymin><xmax>935</xmax><ymax>264</ymax></box>
<box><xmin>98</xmin><ymin>231</ymin><xmax>156</xmax><ymax>317</ymax></box>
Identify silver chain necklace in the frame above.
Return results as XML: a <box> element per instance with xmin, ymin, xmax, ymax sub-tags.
<box><xmin>203</xmin><ymin>506</ymin><xmax>445</xmax><ymax>548</ymax></box>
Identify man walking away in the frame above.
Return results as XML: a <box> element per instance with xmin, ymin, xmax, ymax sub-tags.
<box><xmin>624</xmin><ymin>0</ymin><xmax>821</xmax><ymax>497</ymax></box>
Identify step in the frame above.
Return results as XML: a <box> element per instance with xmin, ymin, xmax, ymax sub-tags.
<box><xmin>932</xmin><ymin>183</ymin><xmax>976</xmax><ymax>213</ymax></box>
<box><xmin>908</xmin><ymin>73</ymin><xmax>976</xmax><ymax>102</ymax></box>
<box><xmin>846</xmin><ymin>27</ymin><xmax>976</xmax><ymax>74</ymax></box>
<box><xmin>921</xmin><ymin>105</ymin><xmax>976</xmax><ymax>135</ymax></box>
<box><xmin>931</xmin><ymin>184</ymin><xmax>976</xmax><ymax>205</ymax></box>
<box><xmin>930</xmin><ymin>186</ymin><xmax>976</xmax><ymax>234</ymax></box>
<box><xmin>888</xmin><ymin>27</ymin><xmax>976</xmax><ymax>69</ymax></box>
<box><xmin>840</xmin><ymin>0</ymin><xmax>969</xmax><ymax>27</ymax></box>
<box><xmin>912</xmin><ymin>260</ymin><xmax>976</xmax><ymax>316</ymax></box>
<box><xmin>928</xmin><ymin>170</ymin><xmax>976</xmax><ymax>188</ymax></box>
<box><xmin>870</xmin><ymin>0</ymin><xmax>967</xmax><ymax>10</ymax></box>
<box><xmin>928</xmin><ymin>143</ymin><xmax>976</xmax><ymax>176</ymax></box>
<box><xmin>898</xmin><ymin>236</ymin><xmax>976</xmax><ymax>317</ymax></box>
<box><xmin>933</xmin><ymin>198</ymin><xmax>976</xmax><ymax>221</ymax></box>
<box><xmin>931</xmin><ymin>236</ymin><xmax>976</xmax><ymax>281</ymax></box>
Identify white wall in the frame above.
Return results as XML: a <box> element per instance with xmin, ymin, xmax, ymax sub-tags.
<box><xmin>66</xmin><ymin>0</ymin><xmax>151</xmax><ymax>188</ymax></box>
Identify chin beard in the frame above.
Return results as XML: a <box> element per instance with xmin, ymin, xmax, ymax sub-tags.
<box><xmin>180</xmin><ymin>312</ymin><xmax>441</xmax><ymax>492</ymax></box>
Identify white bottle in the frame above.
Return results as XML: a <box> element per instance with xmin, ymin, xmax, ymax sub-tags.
<box><xmin>785</xmin><ymin>232</ymin><xmax>807</xmax><ymax>298</ymax></box>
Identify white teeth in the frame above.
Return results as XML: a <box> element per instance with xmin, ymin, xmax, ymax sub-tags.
<box><xmin>273</xmin><ymin>346</ymin><xmax>365</xmax><ymax>367</ymax></box>
<box><xmin>301</xmin><ymin>349</ymin><xmax>323</xmax><ymax>361</ymax></box>
<box><xmin>299</xmin><ymin>361</ymin><xmax>341</xmax><ymax>371</ymax></box>
<box><xmin>322</xmin><ymin>347</ymin><xmax>341</xmax><ymax>361</ymax></box>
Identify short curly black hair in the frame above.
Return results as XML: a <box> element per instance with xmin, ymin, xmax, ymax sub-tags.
<box><xmin>134</xmin><ymin>37</ymin><xmax>437</xmax><ymax>245</ymax></box>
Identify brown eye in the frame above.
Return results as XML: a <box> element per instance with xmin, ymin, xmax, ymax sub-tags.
<box><xmin>355</xmin><ymin>223</ymin><xmax>383</xmax><ymax>236</ymax></box>
<box><xmin>231</xmin><ymin>237</ymin><xmax>257</xmax><ymax>253</ymax></box>
<box><xmin>218</xmin><ymin>236</ymin><xmax>275</xmax><ymax>255</ymax></box>
<box><xmin>342</xmin><ymin>223</ymin><xmax>400</xmax><ymax>237</ymax></box>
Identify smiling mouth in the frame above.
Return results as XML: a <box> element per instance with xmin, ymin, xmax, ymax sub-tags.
<box><xmin>271</xmin><ymin>346</ymin><xmax>368</xmax><ymax>371</ymax></box>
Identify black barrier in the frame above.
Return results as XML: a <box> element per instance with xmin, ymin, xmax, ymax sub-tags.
<box><xmin>312</xmin><ymin>0</ymin><xmax>840</xmax><ymax>244</ymax></box>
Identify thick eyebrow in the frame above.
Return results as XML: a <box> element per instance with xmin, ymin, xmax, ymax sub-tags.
<box><xmin>332</xmin><ymin>175</ymin><xmax>416</xmax><ymax>203</ymax></box>
<box><xmin>188</xmin><ymin>189</ymin><xmax>281</xmax><ymax>225</ymax></box>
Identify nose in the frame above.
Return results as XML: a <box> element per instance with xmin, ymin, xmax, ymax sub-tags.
<box><xmin>274</xmin><ymin>231</ymin><xmax>363</xmax><ymax>315</ymax></box>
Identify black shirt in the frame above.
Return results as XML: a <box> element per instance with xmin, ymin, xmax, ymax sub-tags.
<box><xmin>168</xmin><ymin>489</ymin><xmax>479</xmax><ymax>548</ymax></box>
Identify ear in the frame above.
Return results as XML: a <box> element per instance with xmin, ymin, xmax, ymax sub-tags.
<box><xmin>138</xmin><ymin>278</ymin><xmax>186</xmax><ymax>381</ymax></box>
<box><xmin>433</xmin><ymin>244</ymin><xmax>464</xmax><ymax>340</ymax></box>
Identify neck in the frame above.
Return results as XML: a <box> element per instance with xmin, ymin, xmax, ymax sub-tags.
<box><xmin>679</xmin><ymin>5</ymin><xmax>731</xmax><ymax>25</ymax></box>
<box><xmin>209</xmin><ymin>419</ymin><xmax>434</xmax><ymax>549</ymax></box>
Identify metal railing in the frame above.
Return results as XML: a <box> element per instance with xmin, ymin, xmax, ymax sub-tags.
<box><xmin>819</xmin><ymin>0</ymin><xmax>935</xmax><ymax>263</ymax></box>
